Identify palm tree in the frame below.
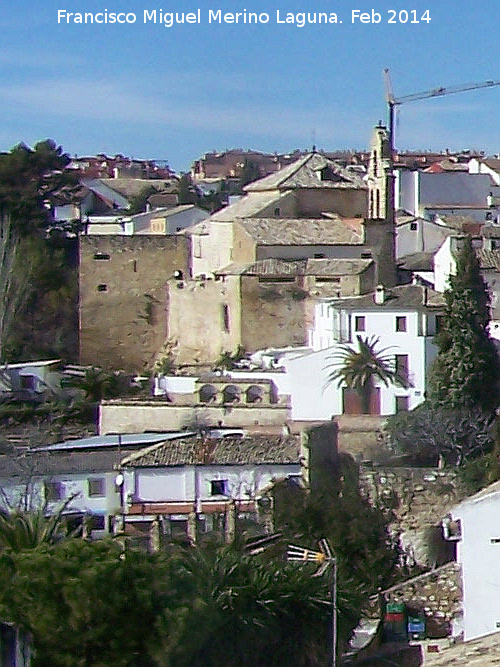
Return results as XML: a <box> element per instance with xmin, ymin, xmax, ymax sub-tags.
<box><xmin>0</xmin><ymin>498</ymin><xmax>78</xmax><ymax>552</ymax></box>
<box><xmin>326</xmin><ymin>335</ymin><xmax>406</xmax><ymax>414</ymax></box>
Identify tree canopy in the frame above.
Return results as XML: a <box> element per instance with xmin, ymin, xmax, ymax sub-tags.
<box><xmin>428</xmin><ymin>236</ymin><xmax>500</xmax><ymax>413</ymax></box>
<box><xmin>0</xmin><ymin>140</ymin><xmax>77</xmax><ymax>360</ymax></box>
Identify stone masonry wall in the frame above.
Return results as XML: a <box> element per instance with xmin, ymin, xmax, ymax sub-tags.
<box><xmin>359</xmin><ymin>467</ymin><xmax>465</xmax><ymax>568</ymax></box>
<box><xmin>384</xmin><ymin>562</ymin><xmax>462</xmax><ymax>637</ymax></box>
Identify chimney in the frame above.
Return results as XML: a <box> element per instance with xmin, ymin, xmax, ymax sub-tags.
<box><xmin>374</xmin><ymin>284</ymin><xmax>385</xmax><ymax>305</ymax></box>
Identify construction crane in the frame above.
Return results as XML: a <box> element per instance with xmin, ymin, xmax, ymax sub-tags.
<box><xmin>384</xmin><ymin>68</ymin><xmax>500</xmax><ymax>152</ymax></box>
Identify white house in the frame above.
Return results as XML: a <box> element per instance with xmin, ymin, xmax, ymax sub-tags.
<box><xmin>118</xmin><ymin>434</ymin><xmax>303</xmax><ymax>539</ymax></box>
<box><xmin>395</xmin><ymin>170</ymin><xmax>496</xmax><ymax>222</ymax></box>
<box><xmin>446</xmin><ymin>481</ymin><xmax>500</xmax><ymax>641</ymax></box>
<box><xmin>0</xmin><ymin>359</ymin><xmax>62</xmax><ymax>399</ymax></box>
<box><xmin>298</xmin><ymin>284</ymin><xmax>445</xmax><ymax>417</ymax></box>
<box><xmin>433</xmin><ymin>234</ymin><xmax>500</xmax><ymax>322</ymax></box>
<box><xmin>395</xmin><ymin>214</ymin><xmax>453</xmax><ymax>259</ymax></box>
<box><xmin>0</xmin><ymin>433</ymin><xmax>188</xmax><ymax>538</ymax></box>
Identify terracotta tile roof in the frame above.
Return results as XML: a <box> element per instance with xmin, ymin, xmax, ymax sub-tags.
<box><xmin>236</xmin><ymin>218</ymin><xmax>363</xmax><ymax>245</ymax></box>
<box><xmin>476</xmin><ymin>249</ymin><xmax>500</xmax><ymax>272</ymax></box>
<box><xmin>120</xmin><ymin>435</ymin><xmax>301</xmax><ymax>468</ymax></box>
<box><xmin>329</xmin><ymin>284</ymin><xmax>445</xmax><ymax>310</ymax></box>
<box><xmin>216</xmin><ymin>257</ymin><xmax>372</xmax><ymax>277</ymax></box>
<box><xmin>244</xmin><ymin>153</ymin><xmax>367</xmax><ymax>192</ymax></box>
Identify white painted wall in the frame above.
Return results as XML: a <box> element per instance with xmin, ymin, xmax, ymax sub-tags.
<box><xmin>451</xmin><ymin>489</ymin><xmax>500</xmax><ymax>641</ymax></box>
<box><xmin>0</xmin><ymin>472</ymin><xmax>121</xmax><ymax>537</ymax></box>
<box><xmin>297</xmin><ymin>302</ymin><xmax>439</xmax><ymax>417</ymax></box>
<box><xmin>124</xmin><ymin>463</ymin><xmax>299</xmax><ymax>507</ymax></box>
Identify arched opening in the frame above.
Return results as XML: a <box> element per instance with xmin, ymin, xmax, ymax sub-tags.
<box><xmin>199</xmin><ymin>384</ymin><xmax>217</xmax><ymax>403</ymax></box>
<box><xmin>246</xmin><ymin>385</ymin><xmax>263</xmax><ymax>404</ymax></box>
<box><xmin>222</xmin><ymin>385</ymin><xmax>241</xmax><ymax>404</ymax></box>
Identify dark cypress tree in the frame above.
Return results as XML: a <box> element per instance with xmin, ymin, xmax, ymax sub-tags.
<box><xmin>429</xmin><ymin>236</ymin><xmax>500</xmax><ymax>414</ymax></box>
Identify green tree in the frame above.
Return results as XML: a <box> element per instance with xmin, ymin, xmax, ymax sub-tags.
<box><xmin>275</xmin><ymin>454</ymin><xmax>400</xmax><ymax>599</ymax></box>
<box><xmin>0</xmin><ymin>504</ymin><xmax>76</xmax><ymax>552</ymax></box>
<box><xmin>327</xmin><ymin>335</ymin><xmax>406</xmax><ymax>414</ymax></box>
<box><xmin>384</xmin><ymin>402</ymin><xmax>495</xmax><ymax>466</ymax></box>
<box><xmin>128</xmin><ymin>184</ymin><xmax>159</xmax><ymax>214</ymax></box>
<box><xmin>0</xmin><ymin>140</ymin><xmax>76</xmax><ymax>359</ymax></box>
<box><xmin>237</xmin><ymin>159</ymin><xmax>261</xmax><ymax>190</ymax></box>
<box><xmin>155</xmin><ymin>544</ymin><xmax>347</xmax><ymax>667</ymax></box>
<box><xmin>0</xmin><ymin>539</ymin><xmax>169</xmax><ymax>667</ymax></box>
<box><xmin>176</xmin><ymin>173</ymin><xmax>198</xmax><ymax>205</ymax></box>
<box><xmin>429</xmin><ymin>235</ymin><xmax>500</xmax><ymax>413</ymax></box>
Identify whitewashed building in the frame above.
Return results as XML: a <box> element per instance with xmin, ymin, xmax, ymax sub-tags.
<box><xmin>299</xmin><ymin>284</ymin><xmax>445</xmax><ymax>417</ymax></box>
<box><xmin>446</xmin><ymin>481</ymin><xmax>500</xmax><ymax>641</ymax></box>
<box><xmin>118</xmin><ymin>434</ymin><xmax>303</xmax><ymax>539</ymax></box>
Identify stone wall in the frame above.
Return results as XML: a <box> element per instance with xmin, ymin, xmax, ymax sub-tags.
<box><xmin>360</xmin><ymin>466</ymin><xmax>465</xmax><ymax>567</ymax></box>
<box><xmin>99</xmin><ymin>400</ymin><xmax>290</xmax><ymax>434</ymax></box>
<box><xmin>166</xmin><ymin>275</ymin><xmax>241</xmax><ymax>366</ymax></box>
<box><xmin>384</xmin><ymin>562</ymin><xmax>462</xmax><ymax>638</ymax></box>
<box><xmin>79</xmin><ymin>235</ymin><xmax>189</xmax><ymax>371</ymax></box>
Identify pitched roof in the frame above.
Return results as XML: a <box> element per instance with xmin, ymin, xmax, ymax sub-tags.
<box><xmin>120</xmin><ymin>435</ymin><xmax>301</xmax><ymax>467</ymax></box>
<box><xmin>216</xmin><ymin>257</ymin><xmax>373</xmax><ymax>277</ymax></box>
<box><xmin>0</xmin><ymin>448</ymin><xmax>140</xmax><ymax>479</ymax></box>
<box><xmin>328</xmin><ymin>284</ymin><xmax>445</xmax><ymax>310</ymax></box>
<box><xmin>244</xmin><ymin>153</ymin><xmax>367</xmax><ymax>192</ymax></box>
<box><xmin>476</xmin><ymin>248</ymin><xmax>500</xmax><ymax>272</ymax></box>
<box><xmin>236</xmin><ymin>218</ymin><xmax>363</xmax><ymax>245</ymax></box>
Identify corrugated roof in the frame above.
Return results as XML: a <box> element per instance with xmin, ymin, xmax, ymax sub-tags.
<box><xmin>120</xmin><ymin>434</ymin><xmax>301</xmax><ymax>467</ymax></box>
<box><xmin>244</xmin><ymin>153</ymin><xmax>367</xmax><ymax>192</ymax></box>
<box><xmin>237</xmin><ymin>218</ymin><xmax>363</xmax><ymax>245</ymax></box>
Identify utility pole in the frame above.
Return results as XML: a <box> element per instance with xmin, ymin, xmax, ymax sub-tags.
<box><xmin>287</xmin><ymin>539</ymin><xmax>337</xmax><ymax>667</ymax></box>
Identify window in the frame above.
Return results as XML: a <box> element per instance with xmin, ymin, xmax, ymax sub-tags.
<box><xmin>316</xmin><ymin>276</ymin><xmax>340</xmax><ymax>283</ymax></box>
<box><xmin>86</xmin><ymin>514</ymin><xmax>106</xmax><ymax>531</ymax></box>
<box><xmin>44</xmin><ymin>481</ymin><xmax>63</xmax><ymax>501</ymax></box>
<box><xmin>361</xmin><ymin>251</ymin><xmax>372</xmax><ymax>259</ymax></box>
<box><xmin>354</xmin><ymin>316</ymin><xmax>366</xmax><ymax>332</ymax></box>
<box><xmin>274</xmin><ymin>207</ymin><xmax>281</xmax><ymax>216</ymax></box>
<box><xmin>314</xmin><ymin>253</ymin><xmax>326</xmax><ymax>259</ymax></box>
<box><xmin>133</xmin><ymin>259</ymin><xmax>137</xmax><ymax>272</ymax></box>
<box><xmin>222</xmin><ymin>304</ymin><xmax>230</xmax><ymax>333</ymax></box>
<box><xmin>93</xmin><ymin>253</ymin><xmax>110</xmax><ymax>260</ymax></box>
<box><xmin>97</xmin><ymin>284</ymin><xmax>107</xmax><ymax>292</ymax></box>
<box><xmin>19</xmin><ymin>375</ymin><xmax>35</xmax><ymax>390</ymax></box>
<box><xmin>435</xmin><ymin>315</ymin><xmax>445</xmax><ymax>334</ymax></box>
<box><xmin>88</xmin><ymin>477</ymin><xmax>105</xmax><ymax>497</ymax></box>
<box><xmin>211</xmin><ymin>480</ymin><xmax>228</xmax><ymax>496</ymax></box>
<box><xmin>395</xmin><ymin>355</ymin><xmax>409</xmax><ymax>384</ymax></box>
<box><xmin>194</xmin><ymin>237</ymin><xmax>202</xmax><ymax>258</ymax></box>
<box><xmin>395</xmin><ymin>395</ymin><xmax>409</xmax><ymax>413</ymax></box>
<box><xmin>410</xmin><ymin>222</ymin><xmax>418</xmax><ymax>231</ymax></box>
<box><xmin>395</xmin><ymin>316</ymin><xmax>407</xmax><ymax>332</ymax></box>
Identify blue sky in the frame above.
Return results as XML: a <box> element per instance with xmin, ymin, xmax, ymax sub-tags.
<box><xmin>2</xmin><ymin>1</ymin><xmax>500</xmax><ymax>171</ymax></box>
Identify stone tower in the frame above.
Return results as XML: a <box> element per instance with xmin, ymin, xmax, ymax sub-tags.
<box><xmin>365</xmin><ymin>123</ymin><xmax>397</xmax><ymax>287</ymax></box>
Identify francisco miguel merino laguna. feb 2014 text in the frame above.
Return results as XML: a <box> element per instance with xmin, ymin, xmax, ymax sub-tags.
<box><xmin>57</xmin><ymin>9</ymin><xmax>432</xmax><ymax>27</ymax></box>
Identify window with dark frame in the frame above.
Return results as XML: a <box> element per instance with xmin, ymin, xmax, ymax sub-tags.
<box><xmin>97</xmin><ymin>284</ymin><xmax>108</xmax><ymax>292</ymax></box>
<box><xmin>354</xmin><ymin>315</ymin><xmax>366</xmax><ymax>332</ymax></box>
<box><xmin>93</xmin><ymin>253</ymin><xmax>110</xmax><ymax>260</ymax></box>
<box><xmin>222</xmin><ymin>304</ymin><xmax>230</xmax><ymax>332</ymax></box>
<box><xmin>210</xmin><ymin>480</ymin><xmax>228</xmax><ymax>496</ymax></box>
<box><xmin>88</xmin><ymin>478</ymin><xmax>105</xmax><ymax>497</ymax></box>
<box><xmin>44</xmin><ymin>481</ymin><xmax>63</xmax><ymax>501</ymax></box>
<box><xmin>395</xmin><ymin>354</ymin><xmax>409</xmax><ymax>384</ymax></box>
<box><xmin>395</xmin><ymin>316</ymin><xmax>407</xmax><ymax>332</ymax></box>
